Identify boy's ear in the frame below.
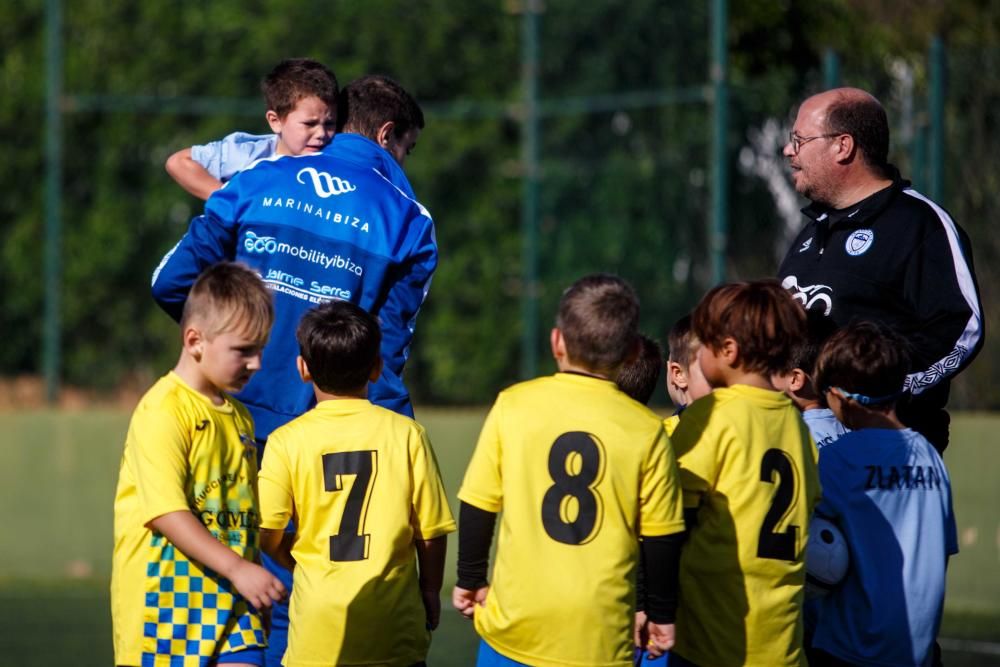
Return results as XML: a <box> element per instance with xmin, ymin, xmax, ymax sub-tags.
<box><xmin>296</xmin><ymin>355</ymin><xmax>312</xmax><ymax>383</ymax></box>
<box><xmin>265</xmin><ymin>109</ymin><xmax>283</xmax><ymax>133</ymax></box>
<box><xmin>376</xmin><ymin>121</ymin><xmax>397</xmax><ymax>148</ymax></box>
<box><xmin>667</xmin><ymin>361</ymin><xmax>689</xmax><ymax>390</ymax></box>
<box><xmin>183</xmin><ymin>326</ymin><xmax>205</xmax><ymax>362</ymax></box>
<box><xmin>550</xmin><ymin>328</ymin><xmax>567</xmax><ymax>363</ymax></box>
<box><xmin>369</xmin><ymin>355</ymin><xmax>384</xmax><ymax>383</ymax></box>
<box><xmin>787</xmin><ymin>368</ymin><xmax>807</xmax><ymax>393</ymax></box>
<box><xmin>719</xmin><ymin>337</ymin><xmax>739</xmax><ymax>367</ymax></box>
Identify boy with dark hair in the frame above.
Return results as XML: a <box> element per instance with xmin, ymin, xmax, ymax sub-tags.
<box><xmin>453</xmin><ymin>273</ymin><xmax>686</xmax><ymax>667</ymax></box>
<box><xmin>112</xmin><ymin>262</ymin><xmax>285</xmax><ymax>667</ymax></box>
<box><xmin>808</xmin><ymin>321</ymin><xmax>956</xmax><ymax>667</ymax></box>
<box><xmin>167</xmin><ymin>68</ymin><xmax>421</xmax><ymax>201</ymax></box>
<box><xmin>772</xmin><ymin>309</ymin><xmax>848</xmax><ymax>450</ymax></box>
<box><xmin>663</xmin><ymin>315</ymin><xmax>712</xmax><ymax>436</ymax></box>
<box><xmin>616</xmin><ymin>333</ymin><xmax>663</xmax><ymax>405</ymax></box>
<box><xmin>338</xmin><ymin>74</ymin><xmax>424</xmax><ymax>167</ymax></box>
<box><xmin>258</xmin><ymin>300</ymin><xmax>455</xmax><ymax>667</ymax></box>
<box><xmin>167</xmin><ymin>58</ymin><xmax>339</xmax><ymax>200</ymax></box>
<box><xmin>670</xmin><ymin>279</ymin><xmax>820</xmax><ymax>666</ymax></box>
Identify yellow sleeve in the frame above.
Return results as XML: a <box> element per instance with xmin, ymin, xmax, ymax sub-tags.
<box><xmin>258</xmin><ymin>431</ymin><xmax>294</xmax><ymax>530</ymax></box>
<box><xmin>129</xmin><ymin>402</ymin><xmax>195</xmax><ymax>525</ymax></box>
<box><xmin>637</xmin><ymin>427</ymin><xmax>686</xmax><ymax>537</ymax></box>
<box><xmin>671</xmin><ymin>401</ymin><xmax>721</xmax><ymax>509</ymax></box>
<box><xmin>457</xmin><ymin>399</ymin><xmax>504</xmax><ymax>513</ymax></box>
<box><xmin>410</xmin><ymin>425</ymin><xmax>457</xmax><ymax>539</ymax></box>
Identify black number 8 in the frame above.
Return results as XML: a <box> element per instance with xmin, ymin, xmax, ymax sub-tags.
<box><xmin>541</xmin><ymin>432</ymin><xmax>605</xmax><ymax>545</ymax></box>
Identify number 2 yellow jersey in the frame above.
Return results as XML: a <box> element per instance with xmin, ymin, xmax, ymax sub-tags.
<box><xmin>671</xmin><ymin>385</ymin><xmax>820</xmax><ymax>667</ymax></box>
<box><xmin>458</xmin><ymin>372</ymin><xmax>686</xmax><ymax>667</ymax></box>
<box><xmin>258</xmin><ymin>399</ymin><xmax>456</xmax><ymax>667</ymax></box>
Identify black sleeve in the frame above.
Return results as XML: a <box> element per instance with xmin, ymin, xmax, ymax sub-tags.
<box><xmin>456</xmin><ymin>501</ymin><xmax>497</xmax><ymax>590</ymax></box>
<box><xmin>639</xmin><ymin>532</ymin><xmax>685</xmax><ymax>624</ymax></box>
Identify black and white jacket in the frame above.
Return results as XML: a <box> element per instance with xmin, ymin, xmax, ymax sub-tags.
<box><xmin>778</xmin><ymin>167</ymin><xmax>983</xmax><ymax>405</ymax></box>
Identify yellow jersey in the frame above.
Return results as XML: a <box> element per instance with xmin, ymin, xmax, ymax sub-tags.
<box><xmin>458</xmin><ymin>372</ymin><xmax>685</xmax><ymax>667</ymax></box>
<box><xmin>258</xmin><ymin>399</ymin><xmax>456</xmax><ymax>667</ymax></box>
<box><xmin>663</xmin><ymin>414</ymin><xmax>680</xmax><ymax>437</ymax></box>
<box><xmin>670</xmin><ymin>384</ymin><xmax>820</xmax><ymax>667</ymax></box>
<box><xmin>111</xmin><ymin>372</ymin><xmax>264</xmax><ymax>667</ymax></box>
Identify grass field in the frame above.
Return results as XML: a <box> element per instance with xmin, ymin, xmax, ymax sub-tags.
<box><xmin>1</xmin><ymin>407</ymin><xmax>998</xmax><ymax>665</ymax></box>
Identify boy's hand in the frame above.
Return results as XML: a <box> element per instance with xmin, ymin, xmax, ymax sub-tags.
<box><xmin>645</xmin><ymin>621</ymin><xmax>675</xmax><ymax>658</ymax></box>
<box><xmin>451</xmin><ymin>585</ymin><xmax>489</xmax><ymax>619</ymax></box>
<box><xmin>633</xmin><ymin>610</ymin><xmax>649</xmax><ymax>648</ymax></box>
<box><xmin>421</xmin><ymin>589</ymin><xmax>441</xmax><ymax>630</ymax></box>
<box><xmin>229</xmin><ymin>559</ymin><xmax>287</xmax><ymax>610</ymax></box>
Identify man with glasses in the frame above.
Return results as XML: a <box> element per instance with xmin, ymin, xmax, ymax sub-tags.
<box><xmin>777</xmin><ymin>87</ymin><xmax>983</xmax><ymax>455</ymax></box>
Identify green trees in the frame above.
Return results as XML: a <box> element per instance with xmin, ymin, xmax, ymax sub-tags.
<box><xmin>2</xmin><ymin>1</ymin><xmax>996</xmax><ymax>406</ymax></box>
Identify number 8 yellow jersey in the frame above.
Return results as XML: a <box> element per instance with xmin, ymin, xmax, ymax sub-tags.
<box><xmin>458</xmin><ymin>372</ymin><xmax>686</xmax><ymax>667</ymax></box>
<box><xmin>670</xmin><ymin>385</ymin><xmax>821</xmax><ymax>667</ymax></box>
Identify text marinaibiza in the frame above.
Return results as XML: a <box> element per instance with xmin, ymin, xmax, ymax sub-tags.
<box><xmin>261</xmin><ymin>196</ymin><xmax>370</xmax><ymax>233</ymax></box>
<box><xmin>865</xmin><ymin>464</ymin><xmax>943</xmax><ymax>491</ymax></box>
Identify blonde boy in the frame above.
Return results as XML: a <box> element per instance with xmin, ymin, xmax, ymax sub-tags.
<box><xmin>112</xmin><ymin>262</ymin><xmax>285</xmax><ymax>667</ymax></box>
<box><xmin>670</xmin><ymin>280</ymin><xmax>820</xmax><ymax>666</ymax></box>
<box><xmin>454</xmin><ymin>274</ymin><xmax>686</xmax><ymax>667</ymax></box>
<box><xmin>258</xmin><ymin>301</ymin><xmax>455</xmax><ymax>667</ymax></box>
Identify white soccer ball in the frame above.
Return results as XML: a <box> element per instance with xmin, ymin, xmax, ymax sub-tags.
<box><xmin>805</xmin><ymin>516</ymin><xmax>850</xmax><ymax>596</ymax></box>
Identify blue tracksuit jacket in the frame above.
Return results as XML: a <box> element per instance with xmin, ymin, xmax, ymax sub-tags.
<box><xmin>152</xmin><ymin>134</ymin><xmax>435</xmax><ymax>438</ymax></box>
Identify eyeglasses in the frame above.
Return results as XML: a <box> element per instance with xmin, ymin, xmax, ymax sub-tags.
<box><xmin>788</xmin><ymin>131</ymin><xmax>842</xmax><ymax>154</ymax></box>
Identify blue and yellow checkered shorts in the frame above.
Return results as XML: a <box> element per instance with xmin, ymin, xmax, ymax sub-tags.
<box><xmin>142</xmin><ymin>537</ymin><xmax>266</xmax><ymax>667</ymax></box>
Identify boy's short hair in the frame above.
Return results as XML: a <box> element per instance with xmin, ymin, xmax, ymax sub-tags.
<box><xmin>297</xmin><ymin>300</ymin><xmax>381</xmax><ymax>394</ymax></box>
<box><xmin>262</xmin><ymin>58</ymin><xmax>339</xmax><ymax>119</ymax></box>
<box><xmin>616</xmin><ymin>334</ymin><xmax>663</xmax><ymax>405</ymax></box>
<box><xmin>180</xmin><ymin>262</ymin><xmax>273</xmax><ymax>342</ymax></box>
<box><xmin>692</xmin><ymin>280</ymin><xmax>806</xmax><ymax>376</ymax></box>
<box><xmin>556</xmin><ymin>274</ymin><xmax>640</xmax><ymax>375</ymax></box>
<box><xmin>667</xmin><ymin>314</ymin><xmax>697</xmax><ymax>369</ymax></box>
<box><xmin>337</xmin><ymin>74</ymin><xmax>424</xmax><ymax>139</ymax></box>
<box><xmin>789</xmin><ymin>309</ymin><xmax>840</xmax><ymax>376</ymax></box>
<box><xmin>814</xmin><ymin>320</ymin><xmax>911</xmax><ymax>404</ymax></box>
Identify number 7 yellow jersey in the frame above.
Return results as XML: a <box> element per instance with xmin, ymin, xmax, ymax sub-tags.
<box><xmin>258</xmin><ymin>398</ymin><xmax>455</xmax><ymax>667</ymax></box>
<box><xmin>670</xmin><ymin>384</ymin><xmax>820</xmax><ymax>667</ymax></box>
<box><xmin>458</xmin><ymin>372</ymin><xmax>686</xmax><ymax>667</ymax></box>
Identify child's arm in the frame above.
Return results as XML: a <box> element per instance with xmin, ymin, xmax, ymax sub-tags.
<box><xmin>165</xmin><ymin>148</ymin><xmax>223</xmax><ymax>200</ymax></box>
<box><xmin>452</xmin><ymin>501</ymin><xmax>496</xmax><ymax>619</ymax></box>
<box><xmin>637</xmin><ymin>533</ymin><xmax>685</xmax><ymax>658</ymax></box>
<box><xmin>259</xmin><ymin>527</ymin><xmax>297</xmax><ymax>572</ymax></box>
<box><xmin>150</xmin><ymin>510</ymin><xmax>286</xmax><ymax>609</ymax></box>
<box><xmin>415</xmin><ymin>535</ymin><xmax>447</xmax><ymax>630</ymax></box>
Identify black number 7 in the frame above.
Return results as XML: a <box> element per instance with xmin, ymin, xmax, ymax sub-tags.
<box><xmin>322</xmin><ymin>450</ymin><xmax>378</xmax><ymax>561</ymax></box>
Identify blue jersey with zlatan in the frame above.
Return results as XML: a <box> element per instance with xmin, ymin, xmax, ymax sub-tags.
<box><xmin>802</xmin><ymin>407</ymin><xmax>848</xmax><ymax>450</ymax></box>
<box><xmin>811</xmin><ymin>428</ymin><xmax>957</xmax><ymax>666</ymax></box>
<box><xmin>152</xmin><ymin>134</ymin><xmax>434</xmax><ymax>438</ymax></box>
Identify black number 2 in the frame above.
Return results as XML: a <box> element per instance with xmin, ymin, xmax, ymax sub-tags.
<box><xmin>757</xmin><ymin>448</ymin><xmax>799</xmax><ymax>561</ymax></box>
<box><xmin>541</xmin><ymin>432</ymin><xmax>605</xmax><ymax>545</ymax></box>
<box><xmin>322</xmin><ymin>450</ymin><xmax>378</xmax><ymax>561</ymax></box>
